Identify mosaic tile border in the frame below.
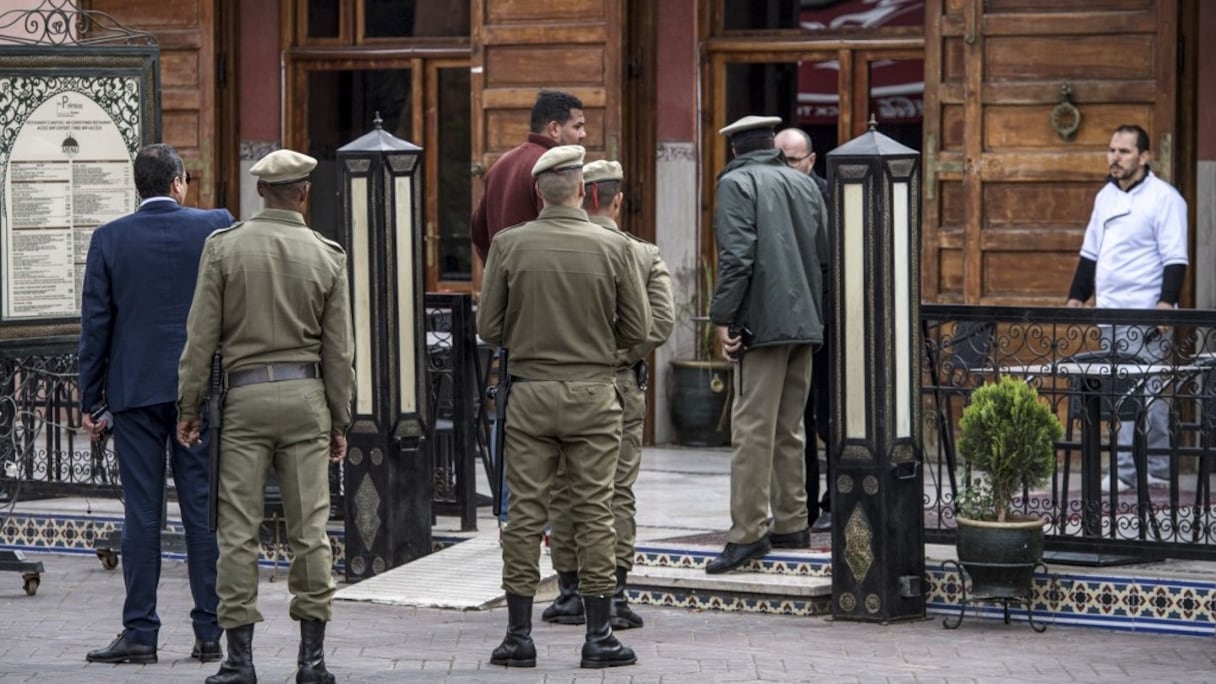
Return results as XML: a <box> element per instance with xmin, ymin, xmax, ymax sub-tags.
<box><xmin>631</xmin><ymin>586</ymin><xmax>830</xmax><ymax>617</ymax></box>
<box><xmin>635</xmin><ymin>545</ymin><xmax>833</xmax><ymax>578</ymax></box>
<box><xmin>926</xmin><ymin>567</ymin><xmax>1216</xmax><ymax>637</ymax></box>
<box><xmin>0</xmin><ymin>512</ymin><xmax>346</xmax><ymax>569</ymax></box>
<box><xmin>5</xmin><ymin>512</ymin><xmax>1214</xmax><ymax>636</ymax></box>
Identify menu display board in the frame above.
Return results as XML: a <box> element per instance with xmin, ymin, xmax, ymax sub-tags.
<box><xmin>2</xmin><ymin>89</ymin><xmax>136</xmax><ymax>319</ymax></box>
<box><xmin>0</xmin><ymin>47</ymin><xmax>159</xmax><ymax>338</ymax></box>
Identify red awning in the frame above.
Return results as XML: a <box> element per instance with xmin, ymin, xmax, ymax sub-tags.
<box><xmin>797</xmin><ymin>0</ymin><xmax>925</xmax><ymax>125</ymax></box>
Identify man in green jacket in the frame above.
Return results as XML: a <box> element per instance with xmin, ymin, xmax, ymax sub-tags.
<box><xmin>707</xmin><ymin>115</ymin><xmax>829</xmax><ymax>574</ymax></box>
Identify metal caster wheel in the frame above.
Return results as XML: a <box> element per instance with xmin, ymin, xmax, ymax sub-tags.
<box><xmin>96</xmin><ymin>549</ymin><xmax>119</xmax><ymax>570</ymax></box>
<box><xmin>22</xmin><ymin>572</ymin><xmax>39</xmax><ymax>596</ymax></box>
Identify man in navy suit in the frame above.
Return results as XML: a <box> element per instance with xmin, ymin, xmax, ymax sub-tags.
<box><xmin>79</xmin><ymin>144</ymin><xmax>234</xmax><ymax>665</ymax></box>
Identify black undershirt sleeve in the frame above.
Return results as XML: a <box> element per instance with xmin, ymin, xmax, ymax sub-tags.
<box><xmin>1160</xmin><ymin>263</ymin><xmax>1186</xmax><ymax>306</ymax></box>
<box><xmin>1068</xmin><ymin>256</ymin><xmax>1096</xmax><ymax>303</ymax></box>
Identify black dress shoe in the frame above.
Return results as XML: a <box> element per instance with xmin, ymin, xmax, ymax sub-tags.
<box><xmin>770</xmin><ymin>528</ymin><xmax>810</xmax><ymax>549</ymax></box>
<box><xmin>193</xmin><ymin>639</ymin><xmax>223</xmax><ymax>663</ymax></box>
<box><xmin>811</xmin><ymin>511</ymin><xmax>832</xmax><ymax>533</ymax></box>
<box><xmin>86</xmin><ymin>631</ymin><xmax>157</xmax><ymax>664</ymax></box>
<box><xmin>705</xmin><ymin>537</ymin><xmax>771</xmax><ymax>574</ymax></box>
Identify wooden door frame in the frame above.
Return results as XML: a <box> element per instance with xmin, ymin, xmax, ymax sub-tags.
<box><xmin>423</xmin><ymin>56</ymin><xmax>475</xmax><ymax>293</ymax></box>
<box><xmin>703</xmin><ymin>39</ymin><xmax>924</xmax><ymax>265</ymax></box>
<box><xmin>282</xmin><ymin>48</ymin><xmax>471</xmax><ymax>290</ymax></box>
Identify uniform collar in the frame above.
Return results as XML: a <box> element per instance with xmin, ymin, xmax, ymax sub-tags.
<box><xmin>253</xmin><ymin>208</ymin><xmax>309</xmax><ymax>226</ymax></box>
<box><xmin>537</xmin><ymin>205</ymin><xmax>590</xmax><ymax>222</ymax></box>
<box><xmin>589</xmin><ymin>215</ymin><xmax>619</xmax><ymax>232</ymax></box>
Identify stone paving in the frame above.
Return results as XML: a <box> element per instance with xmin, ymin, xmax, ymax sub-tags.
<box><xmin>1</xmin><ymin>551</ymin><xmax>1215</xmax><ymax>684</ymax></box>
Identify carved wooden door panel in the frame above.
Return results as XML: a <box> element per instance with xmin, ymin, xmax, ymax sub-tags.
<box><xmin>90</xmin><ymin>0</ymin><xmax>225</xmax><ymax>210</ymax></box>
<box><xmin>469</xmin><ymin>0</ymin><xmax>624</xmax><ymax>245</ymax></box>
<box><xmin>923</xmin><ymin>0</ymin><xmax>1179</xmax><ymax>304</ymax></box>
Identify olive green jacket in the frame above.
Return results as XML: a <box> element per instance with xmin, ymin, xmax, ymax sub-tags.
<box><xmin>477</xmin><ymin>205</ymin><xmax>650</xmax><ymax>382</ymax></box>
<box><xmin>177</xmin><ymin>209</ymin><xmax>355</xmax><ymax>433</ymax></box>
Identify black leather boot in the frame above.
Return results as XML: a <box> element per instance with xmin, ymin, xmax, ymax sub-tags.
<box><xmin>541</xmin><ymin>570</ymin><xmax>585</xmax><ymax>624</ymax></box>
<box><xmin>491</xmin><ymin>593</ymin><xmax>537</xmax><ymax>667</ymax></box>
<box><xmin>205</xmin><ymin>624</ymin><xmax>256</xmax><ymax>684</ymax></box>
<box><xmin>296</xmin><ymin>620</ymin><xmax>335</xmax><ymax>684</ymax></box>
<box><xmin>610</xmin><ymin>566</ymin><xmax>643</xmax><ymax>629</ymax></box>
<box><xmin>580</xmin><ymin>594</ymin><xmax>637</xmax><ymax>668</ymax></box>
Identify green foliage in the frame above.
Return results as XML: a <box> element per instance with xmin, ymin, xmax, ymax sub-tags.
<box><xmin>956</xmin><ymin>376</ymin><xmax>1063</xmax><ymax>522</ymax></box>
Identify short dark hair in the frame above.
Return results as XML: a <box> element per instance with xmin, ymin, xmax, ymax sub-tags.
<box><xmin>1114</xmin><ymin>124</ymin><xmax>1150</xmax><ymax>153</ymax></box>
<box><xmin>133</xmin><ymin>143</ymin><xmax>184</xmax><ymax>199</ymax></box>
<box><xmin>530</xmin><ymin>90</ymin><xmax>584</xmax><ymax>133</ymax></box>
<box><xmin>731</xmin><ymin>131</ymin><xmax>774</xmax><ymax>155</ymax></box>
<box><xmin>582</xmin><ymin>179</ymin><xmax>622</xmax><ymax>212</ymax></box>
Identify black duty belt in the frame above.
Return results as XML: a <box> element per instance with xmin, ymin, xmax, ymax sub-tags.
<box><xmin>226</xmin><ymin>363</ymin><xmax>320</xmax><ymax>389</ymax></box>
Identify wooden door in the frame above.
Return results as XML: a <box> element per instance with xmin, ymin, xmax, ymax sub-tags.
<box><xmin>91</xmin><ymin>0</ymin><xmax>227</xmax><ymax>210</ymax></box>
<box><xmin>469</xmin><ymin>0</ymin><xmax>624</xmax><ymax>239</ymax></box>
<box><xmin>923</xmin><ymin>0</ymin><xmax>1179</xmax><ymax>305</ymax></box>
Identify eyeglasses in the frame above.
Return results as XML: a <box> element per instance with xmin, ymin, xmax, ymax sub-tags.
<box><xmin>784</xmin><ymin>153</ymin><xmax>811</xmax><ymax>163</ymax></box>
<box><xmin>177</xmin><ymin>172</ymin><xmax>192</xmax><ymax>185</ymax></box>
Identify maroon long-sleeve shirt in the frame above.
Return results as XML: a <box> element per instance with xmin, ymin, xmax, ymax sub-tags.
<box><xmin>470</xmin><ymin>133</ymin><xmax>558</xmax><ymax>261</ymax></box>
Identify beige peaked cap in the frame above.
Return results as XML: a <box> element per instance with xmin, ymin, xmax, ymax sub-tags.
<box><xmin>583</xmin><ymin>160</ymin><xmax>623</xmax><ymax>183</ymax></box>
<box><xmin>250</xmin><ymin>149</ymin><xmax>317</xmax><ymax>184</ymax></box>
<box><xmin>718</xmin><ymin>115</ymin><xmax>782</xmax><ymax>138</ymax></box>
<box><xmin>531</xmin><ymin>145</ymin><xmax>586</xmax><ymax>177</ymax></box>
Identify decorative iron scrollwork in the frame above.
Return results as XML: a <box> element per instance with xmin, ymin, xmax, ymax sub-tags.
<box><xmin>0</xmin><ymin>0</ymin><xmax>155</xmax><ymax>47</ymax></box>
<box><xmin>1051</xmin><ymin>84</ymin><xmax>1081</xmax><ymax>142</ymax></box>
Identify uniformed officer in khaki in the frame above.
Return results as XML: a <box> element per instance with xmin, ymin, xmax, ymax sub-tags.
<box><xmin>545</xmin><ymin>160</ymin><xmax>673</xmax><ymax>631</ymax></box>
<box><xmin>177</xmin><ymin>149</ymin><xmax>354</xmax><ymax>684</ymax></box>
<box><xmin>477</xmin><ymin>145</ymin><xmax>651</xmax><ymax>670</ymax></box>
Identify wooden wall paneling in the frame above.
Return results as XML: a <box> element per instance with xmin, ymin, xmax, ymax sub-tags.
<box><xmin>92</xmin><ymin>0</ymin><xmax>220</xmax><ymax>209</ymax></box>
<box><xmin>922</xmin><ymin>0</ymin><xmax>1178</xmax><ymax>304</ymax></box>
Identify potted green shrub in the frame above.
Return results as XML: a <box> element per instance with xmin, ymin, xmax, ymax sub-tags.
<box><xmin>953</xmin><ymin>375</ymin><xmax>1062</xmax><ymax>604</ymax></box>
<box><xmin>668</xmin><ymin>263</ymin><xmax>733</xmax><ymax>446</ymax></box>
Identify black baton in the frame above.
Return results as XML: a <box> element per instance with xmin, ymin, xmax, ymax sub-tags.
<box><xmin>205</xmin><ymin>352</ymin><xmax>225</xmax><ymax>532</ymax></box>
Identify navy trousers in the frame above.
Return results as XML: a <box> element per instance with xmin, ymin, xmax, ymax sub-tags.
<box><xmin>112</xmin><ymin>402</ymin><xmax>220</xmax><ymax>646</ymax></box>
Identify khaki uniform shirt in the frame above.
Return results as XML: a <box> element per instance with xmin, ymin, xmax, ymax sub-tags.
<box><xmin>177</xmin><ymin>208</ymin><xmax>355</xmax><ymax>433</ymax></box>
<box><xmin>588</xmin><ymin>215</ymin><xmax>675</xmax><ymax>368</ymax></box>
<box><xmin>477</xmin><ymin>205</ymin><xmax>651</xmax><ymax>381</ymax></box>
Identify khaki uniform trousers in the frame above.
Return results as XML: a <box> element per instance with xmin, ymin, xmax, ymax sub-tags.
<box><xmin>550</xmin><ymin>367</ymin><xmax>643</xmax><ymax>573</ymax></box>
<box><xmin>215</xmin><ymin>378</ymin><xmax>335</xmax><ymax>628</ymax></box>
<box><xmin>729</xmin><ymin>343</ymin><xmax>814</xmax><ymax>544</ymax></box>
<box><xmin>501</xmin><ymin>379</ymin><xmax>621</xmax><ymax>597</ymax></box>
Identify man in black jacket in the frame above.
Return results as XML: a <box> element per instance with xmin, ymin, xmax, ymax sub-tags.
<box><xmin>775</xmin><ymin>127</ymin><xmax>833</xmax><ymax>534</ymax></box>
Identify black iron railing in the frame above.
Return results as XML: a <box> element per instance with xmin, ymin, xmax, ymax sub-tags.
<box><xmin>923</xmin><ymin>305</ymin><xmax>1216</xmax><ymax>561</ymax></box>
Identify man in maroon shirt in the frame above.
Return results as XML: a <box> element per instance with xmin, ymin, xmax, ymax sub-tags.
<box><xmin>471</xmin><ymin>90</ymin><xmax>586</xmax><ymax>261</ymax></box>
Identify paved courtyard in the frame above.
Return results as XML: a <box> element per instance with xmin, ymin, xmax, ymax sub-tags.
<box><xmin>1</xmin><ymin>551</ymin><xmax>1214</xmax><ymax>683</ymax></box>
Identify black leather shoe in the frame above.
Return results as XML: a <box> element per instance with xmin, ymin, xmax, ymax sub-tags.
<box><xmin>193</xmin><ymin>639</ymin><xmax>223</xmax><ymax>663</ymax></box>
<box><xmin>769</xmin><ymin>528</ymin><xmax>810</xmax><ymax>549</ymax></box>
<box><xmin>811</xmin><ymin>511</ymin><xmax>832</xmax><ymax>533</ymax></box>
<box><xmin>705</xmin><ymin>538</ymin><xmax>771</xmax><ymax>574</ymax></box>
<box><xmin>86</xmin><ymin>631</ymin><xmax>157</xmax><ymax>664</ymax></box>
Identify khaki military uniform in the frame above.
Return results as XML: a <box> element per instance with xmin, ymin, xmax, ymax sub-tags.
<box><xmin>550</xmin><ymin>216</ymin><xmax>673</xmax><ymax>573</ymax></box>
<box><xmin>178</xmin><ymin>208</ymin><xmax>354</xmax><ymax>629</ymax></box>
<box><xmin>477</xmin><ymin>205</ymin><xmax>650</xmax><ymax>597</ymax></box>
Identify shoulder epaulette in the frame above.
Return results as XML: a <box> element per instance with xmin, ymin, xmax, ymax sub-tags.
<box><xmin>313</xmin><ymin>231</ymin><xmax>347</xmax><ymax>253</ymax></box>
<box><xmin>207</xmin><ymin>222</ymin><xmax>243</xmax><ymax>239</ymax></box>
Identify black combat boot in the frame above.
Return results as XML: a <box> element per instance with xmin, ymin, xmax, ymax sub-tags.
<box><xmin>541</xmin><ymin>570</ymin><xmax>585</xmax><ymax>625</ymax></box>
<box><xmin>580</xmin><ymin>594</ymin><xmax>637</xmax><ymax>668</ymax></box>
<box><xmin>490</xmin><ymin>593</ymin><xmax>537</xmax><ymax>667</ymax></box>
<box><xmin>296</xmin><ymin>620</ymin><xmax>335</xmax><ymax>684</ymax></box>
<box><xmin>205</xmin><ymin>624</ymin><xmax>256</xmax><ymax>684</ymax></box>
<box><xmin>610</xmin><ymin>566</ymin><xmax>643</xmax><ymax>629</ymax></box>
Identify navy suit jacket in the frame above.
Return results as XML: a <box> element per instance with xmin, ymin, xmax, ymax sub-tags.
<box><xmin>78</xmin><ymin>199</ymin><xmax>235</xmax><ymax>413</ymax></box>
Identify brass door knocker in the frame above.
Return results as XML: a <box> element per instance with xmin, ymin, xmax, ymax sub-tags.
<box><xmin>1051</xmin><ymin>84</ymin><xmax>1081</xmax><ymax>141</ymax></box>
